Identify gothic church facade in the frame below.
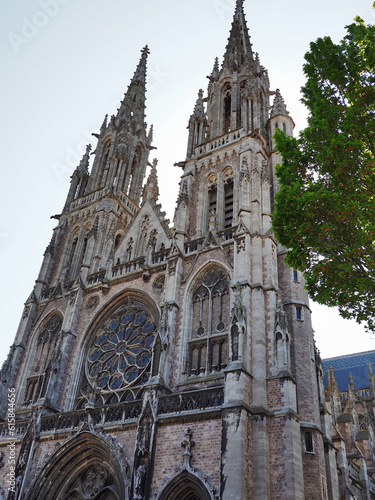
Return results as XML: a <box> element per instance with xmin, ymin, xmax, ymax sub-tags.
<box><xmin>0</xmin><ymin>1</ymin><xmax>372</xmax><ymax>499</ymax></box>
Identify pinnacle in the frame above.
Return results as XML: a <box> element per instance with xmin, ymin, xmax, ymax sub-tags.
<box><xmin>212</xmin><ymin>57</ymin><xmax>219</xmax><ymax>74</ymax></box>
<box><xmin>271</xmin><ymin>89</ymin><xmax>289</xmax><ymax>117</ymax></box>
<box><xmin>192</xmin><ymin>89</ymin><xmax>205</xmax><ymax>120</ymax></box>
<box><xmin>100</xmin><ymin>114</ymin><xmax>108</xmax><ymax>133</ymax></box>
<box><xmin>75</xmin><ymin>144</ymin><xmax>91</xmax><ymax>175</ymax></box>
<box><xmin>147</xmin><ymin>124</ymin><xmax>154</xmax><ymax>144</ymax></box>
<box><xmin>142</xmin><ymin>158</ymin><xmax>160</xmax><ymax>203</ymax></box>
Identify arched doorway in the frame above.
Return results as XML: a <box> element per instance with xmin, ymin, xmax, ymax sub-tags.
<box><xmin>25</xmin><ymin>432</ymin><xmax>128</xmax><ymax>500</ymax></box>
<box><xmin>157</xmin><ymin>471</ymin><xmax>214</xmax><ymax>500</ymax></box>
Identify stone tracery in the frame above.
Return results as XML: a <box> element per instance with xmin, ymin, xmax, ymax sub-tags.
<box><xmin>78</xmin><ymin>300</ymin><xmax>158</xmax><ymax>407</ymax></box>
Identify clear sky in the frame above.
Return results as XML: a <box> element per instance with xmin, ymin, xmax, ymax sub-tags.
<box><xmin>1</xmin><ymin>0</ymin><xmax>374</xmax><ymax>367</ymax></box>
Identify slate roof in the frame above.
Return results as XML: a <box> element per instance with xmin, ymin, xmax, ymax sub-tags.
<box><xmin>323</xmin><ymin>350</ymin><xmax>375</xmax><ymax>391</ymax></box>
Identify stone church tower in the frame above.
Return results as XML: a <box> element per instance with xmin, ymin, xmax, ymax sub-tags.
<box><xmin>0</xmin><ymin>1</ymin><xmax>340</xmax><ymax>498</ymax></box>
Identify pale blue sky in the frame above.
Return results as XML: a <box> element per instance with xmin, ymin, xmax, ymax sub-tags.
<box><xmin>1</xmin><ymin>0</ymin><xmax>374</xmax><ymax>366</ymax></box>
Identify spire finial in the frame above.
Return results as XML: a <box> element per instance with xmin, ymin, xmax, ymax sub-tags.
<box><xmin>271</xmin><ymin>89</ymin><xmax>290</xmax><ymax>118</ymax></box>
<box><xmin>142</xmin><ymin>45</ymin><xmax>150</xmax><ymax>57</ymax></box>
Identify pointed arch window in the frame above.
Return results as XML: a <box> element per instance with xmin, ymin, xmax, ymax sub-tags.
<box><xmin>125</xmin><ymin>145</ymin><xmax>142</xmax><ymax>197</ymax></box>
<box><xmin>224</xmin><ymin>177</ymin><xmax>234</xmax><ymax>228</ymax></box>
<box><xmin>24</xmin><ymin>313</ymin><xmax>62</xmax><ymax>405</ymax></box>
<box><xmin>206</xmin><ymin>173</ymin><xmax>217</xmax><ymax>230</ymax></box>
<box><xmin>69</xmin><ymin>236</ymin><xmax>78</xmax><ymax>266</ymax></box>
<box><xmin>67</xmin><ymin>226</ymin><xmax>90</xmax><ymax>280</ymax></box>
<box><xmin>224</xmin><ymin>91</ymin><xmax>231</xmax><ymax>134</ymax></box>
<box><xmin>187</xmin><ymin>268</ymin><xmax>229</xmax><ymax>377</ymax></box>
<box><xmin>98</xmin><ymin>142</ymin><xmax>111</xmax><ymax>189</ymax></box>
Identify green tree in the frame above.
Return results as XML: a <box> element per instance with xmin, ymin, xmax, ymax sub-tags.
<box><xmin>273</xmin><ymin>15</ymin><xmax>375</xmax><ymax>331</ymax></box>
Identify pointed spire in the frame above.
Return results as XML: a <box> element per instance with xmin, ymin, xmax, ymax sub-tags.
<box><xmin>74</xmin><ymin>144</ymin><xmax>91</xmax><ymax>176</ymax></box>
<box><xmin>130</xmin><ymin>45</ymin><xmax>149</xmax><ymax>87</ymax></box>
<box><xmin>142</xmin><ymin>158</ymin><xmax>159</xmax><ymax>202</ymax></box>
<box><xmin>147</xmin><ymin>124</ymin><xmax>154</xmax><ymax>145</ymax></box>
<box><xmin>208</xmin><ymin>57</ymin><xmax>219</xmax><ymax>81</ymax></box>
<box><xmin>191</xmin><ymin>89</ymin><xmax>206</xmax><ymax>121</ymax></box>
<box><xmin>222</xmin><ymin>0</ymin><xmax>254</xmax><ymax>73</ymax></box>
<box><xmin>348</xmin><ymin>372</ymin><xmax>355</xmax><ymax>391</ymax></box>
<box><xmin>325</xmin><ymin>365</ymin><xmax>338</xmax><ymax>397</ymax></box>
<box><xmin>117</xmin><ymin>46</ymin><xmax>149</xmax><ymax>125</ymax></box>
<box><xmin>271</xmin><ymin>89</ymin><xmax>290</xmax><ymax>118</ymax></box>
<box><xmin>100</xmin><ymin>114</ymin><xmax>108</xmax><ymax>135</ymax></box>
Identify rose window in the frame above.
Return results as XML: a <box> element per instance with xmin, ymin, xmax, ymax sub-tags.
<box><xmin>86</xmin><ymin>302</ymin><xmax>157</xmax><ymax>395</ymax></box>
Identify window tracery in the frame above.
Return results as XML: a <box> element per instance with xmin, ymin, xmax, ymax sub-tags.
<box><xmin>63</xmin><ymin>465</ymin><xmax>119</xmax><ymax>500</ymax></box>
<box><xmin>24</xmin><ymin>313</ymin><xmax>62</xmax><ymax>405</ymax></box>
<box><xmin>77</xmin><ymin>300</ymin><xmax>158</xmax><ymax>408</ymax></box>
<box><xmin>188</xmin><ymin>268</ymin><xmax>229</xmax><ymax>377</ymax></box>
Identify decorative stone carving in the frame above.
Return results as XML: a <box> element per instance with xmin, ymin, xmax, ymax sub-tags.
<box><xmin>69</xmin><ymin>290</ymin><xmax>78</xmax><ymax>306</ymax></box>
<box><xmin>181</xmin><ymin>428</ymin><xmax>195</xmax><ymax>469</ymax></box>
<box><xmin>177</xmin><ymin>180</ymin><xmax>189</xmax><ymax>207</ymax></box>
<box><xmin>132</xmin><ymin>399</ymin><xmax>156</xmax><ymax>499</ymax></box>
<box><xmin>153</xmin><ymin>275</ymin><xmax>165</xmax><ymax>292</ymax></box>
<box><xmin>274</xmin><ymin>301</ymin><xmax>291</xmax><ymax>374</ymax></box>
<box><xmin>235</xmin><ymin>236</ymin><xmax>246</xmax><ymax>253</ymax></box>
<box><xmin>86</xmin><ymin>295</ymin><xmax>99</xmax><ymax>310</ymax></box>
<box><xmin>115</xmin><ymin>141</ymin><xmax>128</xmax><ymax>161</ymax></box>
<box><xmin>134</xmin><ymin>460</ymin><xmax>147</xmax><ymax>498</ymax></box>
<box><xmin>22</xmin><ymin>306</ymin><xmax>31</xmax><ymax>319</ymax></box>
<box><xmin>168</xmin><ymin>258</ymin><xmax>177</xmax><ymax>275</ymax></box>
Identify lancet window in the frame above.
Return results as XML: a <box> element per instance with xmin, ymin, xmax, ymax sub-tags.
<box><xmin>207</xmin><ymin>179</ymin><xmax>217</xmax><ymax>227</ymax></box>
<box><xmin>224</xmin><ymin>177</ymin><xmax>234</xmax><ymax>228</ymax></box>
<box><xmin>187</xmin><ymin>268</ymin><xmax>230</xmax><ymax>377</ymax></box>
<box><xmin>76</xmin><ymin>298</ymin><xmax>159</xmax><ymax>407</ymax></box>
<box><xmin>223</xmin><ymin>84</ymin><xmax>232</xmax><ymax>134</ymax></box>
<box><xmin>98</xmin><ymin>142</ymin><xmax>111</xmax><ymax>189</ymax></box>
<box><xmin>24</xmin><ymin>313</ymin><xmax>62</xmax><ymax>405</ymax></box>
<box><xmin>66</xmin><ymin>225</ymin><xmax>91</xmax><ymax>280</ymax></box>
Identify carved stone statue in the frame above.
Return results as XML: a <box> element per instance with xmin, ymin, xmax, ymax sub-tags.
<box><xmin>134</xmin><ymin>460</ymin><xmax>147</xmax><ymax>496</ymax></box>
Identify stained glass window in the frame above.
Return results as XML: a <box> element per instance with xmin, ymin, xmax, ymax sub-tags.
<box><xmin>79</xmin><ymin>300</ymin><xmax>157</xmax><ymax>406</ymax></box>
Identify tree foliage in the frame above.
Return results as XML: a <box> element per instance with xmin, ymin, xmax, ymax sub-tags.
<box><xmin>273</xmin><ymin>16</ymin><xmax>375</xmax><ymax>331</ymax></box>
